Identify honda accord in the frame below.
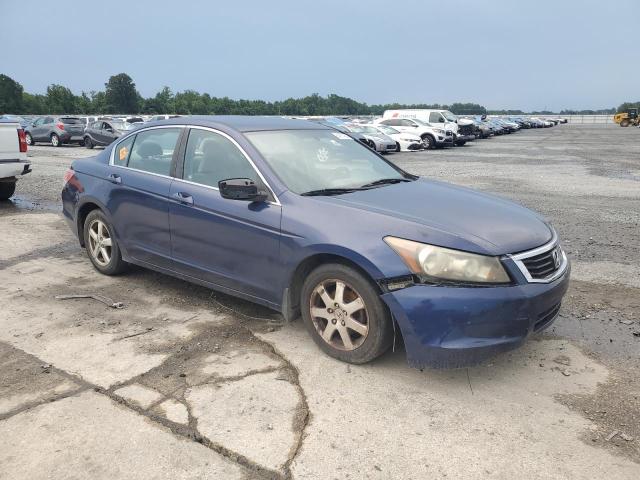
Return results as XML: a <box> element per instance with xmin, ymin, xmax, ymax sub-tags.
<box><xmin>61</xmin><ymin>116</ymin><xmax>570</xmax><ymax>368</ymax></box>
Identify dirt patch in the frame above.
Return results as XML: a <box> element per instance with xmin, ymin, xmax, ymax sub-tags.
<box><xmin>557</xmin><ymin>366</ymin><xmax>640</xmax><ymax>463</ymax></box>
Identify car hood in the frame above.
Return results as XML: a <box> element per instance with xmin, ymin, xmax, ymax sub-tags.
<box><xmin>317</xmin><ymin>178</ymin><xmax>552</xmax><ymax>255</ymax></box>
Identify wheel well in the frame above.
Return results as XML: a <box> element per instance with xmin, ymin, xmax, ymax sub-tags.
<box><xmin>286</xmin><ymin>253</ymin><xmax>382</xmax><ymax>318</ymax></box>
<box><xmin>76</xmin><ymin>202</ymin><xmax>101</xmax><ymax>246</ymax></box>
<box><xmin>421</xmin><ymin>133</ymin><xmax>434</xmax><ymax>141</ymax></box>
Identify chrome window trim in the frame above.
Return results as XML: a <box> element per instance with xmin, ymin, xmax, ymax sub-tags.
<box><xmin>185</xmin><ymin>126</ymin><xmax>281</xmax><ymax>206</ymax></box>
<box><xmin>109</xmin><ymin>124</ymin><xmax>186</xmax><ymax>167</ymax></box>
<box><xmin>508</xmin><ymin>230</ymin><xmax>568</xmax><ymax>284</ymax></box>
<box><xmin>109</xmin><ymin>124</ymin><xmax>281</xmax><ymax>206</ymax></box>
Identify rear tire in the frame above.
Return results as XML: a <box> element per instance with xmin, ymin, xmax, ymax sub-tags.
<box><xmin>51</xmin><ymin>133</ymin><xmax>60</xmax><ymax>147</ymax></box>
<box><xmin>0</xmin><ymin>181</ymin><xmax>16</xmax><ymax>201</ymax></box>
<box><xmin>83</xmin><ymin>210</ymin><xmax>127</xmax><ymax>275</ymax></box>
<box><xmin>301</xmin><ymin>263</ymin><xmax>393</xmax><ymax>364</ymax></box>
<box><xmin>84</xmin><ymin>136</ymin><xmax>94</xmax><ymax>149</ymax></box>
<box><xmin>25</xmin><ymin>132</ymin><xmax>33</xmax><ymax>146</ymax></box>
<box><xmin>620</xmin><ymin>119</ymin><xmax>630</xmax><ymax>127</ymax></box>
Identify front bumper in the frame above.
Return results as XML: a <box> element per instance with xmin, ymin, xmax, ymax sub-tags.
<box><xmin>435</xmin><ymin>134</ymin><xmax>454</xmax><ymax>146</ymax></box>
<box><xmin>381</xmin><ymin>264</ymin><xmax>570</xmax><ymax>368</ymax></box>
<box><xmin>377</xmin><ymin>141</ymin><xmax>399</xmax><ymax>153</ymax></box>
<box><xmin>455</xmin><ymin>134</ymin><xmax>476</xmax><ymax>143</ymax></box>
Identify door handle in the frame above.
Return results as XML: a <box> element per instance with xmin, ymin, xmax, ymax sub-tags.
<box><xmin>173</xmin><ymin>192</ymin><xmax>194</xmax><ymax>205</ymax></box>
<box><xmin>108</xmin><ymin>173</ymin><xmax>121</xmax><ymax>184</ymax></box>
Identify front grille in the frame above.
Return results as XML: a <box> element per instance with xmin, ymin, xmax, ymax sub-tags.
<box><xmin>459</xmin><ymin>124</ymin><xmax>473</xmax><ymax>135</ymax></box>
<box><xmin>521</xmin><ymin>247</ymin><xmax>561</xmax><ymax>279</ymax></box>
<box><xmin>386</xmin><ymin>144</ymin><xmax>396</xmax><ymax>150</ymax></box>
<box><xmin>534</xmin><ymin>302</ymin><xmax>561</xmax><ymax>331</ymax></box>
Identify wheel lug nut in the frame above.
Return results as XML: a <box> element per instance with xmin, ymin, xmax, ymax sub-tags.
<box><xmin>341</xmin><ymin>320</ymin><xmax>345</xmax><ymax>326</ymax></box>
<box><xmin>327</xmin><ymin>308</ymin><xmax>333</xmax><ymax>313</ymax></box>
<box><xmin>331</xmin><ymin>319</ymin><xmax>337</xmax><ymax>324</ymax></box>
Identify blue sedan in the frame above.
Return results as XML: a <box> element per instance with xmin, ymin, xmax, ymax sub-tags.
<box><xmin>62</xmin><ymin>116</ymin><xmax>570</xmax><ymax>368</ymax></box>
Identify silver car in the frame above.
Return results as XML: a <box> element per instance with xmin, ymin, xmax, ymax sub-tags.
<box><xmin>344</xmin><ymin>124</ymin><xmax>398</xmax><ymax>153</ymax></box>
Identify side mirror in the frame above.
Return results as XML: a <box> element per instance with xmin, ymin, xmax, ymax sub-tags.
<box><xmin>218</xmin><ymin>178</ymin><xmax>268</xmax><ymax>202</ymax></box>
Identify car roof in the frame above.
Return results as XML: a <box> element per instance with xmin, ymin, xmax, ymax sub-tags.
<box><xmin>145</xmin><ymin>115</ymin><xmax>328</xmax><ymax>132</ymax></box>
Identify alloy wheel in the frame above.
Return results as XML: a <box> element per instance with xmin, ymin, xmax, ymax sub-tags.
<box><xmin>51</xmin><ymin>134</ymin><xmax>59</xmax><ymax>147</ymax></box>
<box><xmin>309</xmin><ymin>279</ymin><xmax>369</xmax><ymax>351</ymax></box>
<box><xmin>88</xmin><ymin>219</ymin><xmax>113</xmax><ymax>267</ymax></box>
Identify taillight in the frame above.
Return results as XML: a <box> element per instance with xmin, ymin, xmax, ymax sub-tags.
<box><xmin>63</xmin><ymin>167</ymin><xmax>75</xmax><ymax>184</ymax></box>
<box><xmin>57</xmin><ymin>122</ymin><xmax>65</xmax><ymax>130</ymax></box>
<box><xmin>17</xmin><ymin>128</ymin><xmax>28</xmax><ymax>153</ymax></box>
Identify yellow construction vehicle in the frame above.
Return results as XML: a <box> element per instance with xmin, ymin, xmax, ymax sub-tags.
<box><xmin>613</xmin><ymin>108</ymin><xmax>639</xmax><ymax>127</ymax></box>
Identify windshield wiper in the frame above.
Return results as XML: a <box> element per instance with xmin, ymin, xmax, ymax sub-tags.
<box><xmin>359</xmin><ymin>178</ymin><xmax>412</xmax><ymax>189</ymax></box>
<box><xmin>300</xmin><ymin>188</ymin><xmax>361</xmax><ymax>196</ymax></box>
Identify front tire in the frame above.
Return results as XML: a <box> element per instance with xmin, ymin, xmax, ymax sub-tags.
<box><xmin>421</xmin><ymin>135</ymin><xmax>434</xmax><ymax>149</ymax></box>
<box><xmin>84</xmin><ymin>136</ymin><xmax>94</xmax><ymax>149</ymax></box>
<box><xmin>0</xmin><ymin>181</ymin><xmax>16</xmax><ymax>201</ymax></box>
<box><xmin>51</xmin><ymin>133</ymin><xmax>60</xmax><ymax>147</ymax></box>
<box><xmin>83</xmin><ymin>210</ymin><xmax>127</xmax><ymax>275</ymax></box>
<box><xmin>301</xmin><ymin>264</ymin><xmax>393</xmax><ymax>364</ymax></box>
<box><xmin>620</xmin><ymin>119</ymin><xmax>630</xmax><ymax>127</ymax></box>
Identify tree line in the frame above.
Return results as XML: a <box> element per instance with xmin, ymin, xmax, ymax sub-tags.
<box><xmin>0</xmin><ymin>72</ymin><xmax>624</xmax><ymax>117</ymax></box>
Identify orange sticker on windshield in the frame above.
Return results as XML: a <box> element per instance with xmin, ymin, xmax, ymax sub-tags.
<box><xmin>119</xmin><ymin>146</ymin><xmax>128</xmax><ymax>161</ymax></box>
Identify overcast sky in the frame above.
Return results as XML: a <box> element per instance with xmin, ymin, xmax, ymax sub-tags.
<box><xmin>1</xmin><ymin>0</ymin><xmax>638</xmax><ymax>111</ymax></box>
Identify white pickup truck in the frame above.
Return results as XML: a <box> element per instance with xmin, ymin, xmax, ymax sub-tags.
<box><xmin>0</xmin><ymin>119</ymin><xmax>31</xmax><ymax>200</ymax></box>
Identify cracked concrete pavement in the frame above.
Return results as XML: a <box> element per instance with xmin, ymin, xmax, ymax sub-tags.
<box><xmin>0</xmin><ymin>124</ymin><xmax>639</xmax><ymax>479</ymax></box>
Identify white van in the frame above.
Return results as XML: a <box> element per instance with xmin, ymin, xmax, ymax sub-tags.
<box><xmin>382</xmin><ymin>109</ymin><xmax>476</xmax><ymax>146</ymax></box>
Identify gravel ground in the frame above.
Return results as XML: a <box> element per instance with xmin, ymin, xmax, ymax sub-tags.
<box><xmin>1</xmin><ymin>123</ymin><xmax>638</xmax><ymax>479</ymax></box>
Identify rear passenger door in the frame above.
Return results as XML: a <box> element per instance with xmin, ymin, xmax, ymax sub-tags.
<box><xmin>168</xmin><ymin>127</ymin><xmax>283</xmax><ymax>305</ymax></box>
<box><xmin>34</xmin><ymin>117</ymin><xmax>52</xmax><ymax>141</ymax></box>
<box><xmin>106</xmin><ymin>127</ymin><xmax>183</xmax><ymax>270</ymax></box>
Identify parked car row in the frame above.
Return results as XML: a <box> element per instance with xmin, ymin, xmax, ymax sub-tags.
<box><xmin>301</xmin><ymin>110</ymin><xmax>566</xmax><ymax>153</ymax></box>
<box><xmin>5</xmin><ymin>110</ymin><xmax>566</xmax><ymax>150</ymax></box>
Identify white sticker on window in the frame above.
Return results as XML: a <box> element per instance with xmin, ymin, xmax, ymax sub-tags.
<box><xmin>331</xmin><ymin>132</ymin><xmax>350</xmax><ymax>140</ymax></box>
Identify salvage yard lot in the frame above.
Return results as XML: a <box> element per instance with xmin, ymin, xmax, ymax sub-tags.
<box><xmin>1</xmin><ymin>124</ymin><xmax>639</xmax><ymax>479</ymax></box>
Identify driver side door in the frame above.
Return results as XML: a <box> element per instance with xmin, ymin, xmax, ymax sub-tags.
<box><xmin>169</xmin><ymin>127</ymin><xmax>283</xmax><ymax>306</ymax></box>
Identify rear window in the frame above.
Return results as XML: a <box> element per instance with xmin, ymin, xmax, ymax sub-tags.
<box><xmin>60</xmin><ymin>118</ymin><xmax>83</xmax><ymax>125</ymax></box>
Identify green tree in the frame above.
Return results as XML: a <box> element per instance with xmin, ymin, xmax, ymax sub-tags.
<box><xmin>46</xmin><ymin>84</ymin><xmax>78</xmax><ymax>113</ymax></box>
<box><xmin>104</xmin><ymin>73</ymin><xmax>139</xmax><ymax>113</ymax></box>
<box><xmin>0</xmin><ymin>74</ymin><xmax>24</xmax><ymax>114</ymax></box>
<box><xmin>22</xmin><ymin>92</ymin><xmax>47</xmax><ymax>114</ymax></box>
<box><xmin>617</xmin><ymin>101</ymin><xmax>640</xmax><ymax>113</ymax></box>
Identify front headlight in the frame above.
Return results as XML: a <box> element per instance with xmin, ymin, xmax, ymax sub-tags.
<box><xmin>384</xmin><ymin>237</ymin><xmax>510</xmax><ymax>284</ymax></box>
<box><xmin>401</xmin><ymin>137</ymin><xmax>417</xmax><ymax>142</ymax></box>
<box><xmin>434</xmin><ymin>129</ymin><xmax>445</xmax><ymax>134</ymax></box>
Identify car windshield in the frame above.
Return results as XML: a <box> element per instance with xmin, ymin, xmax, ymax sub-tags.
<box><xmin>60</xmin><ymin>118</ymin><xmax>83</xmax><ymax>125</ymax></box>
<box><xmin>246</xmin><ymin>129</ymin><xmax>408</xmax><ymax>194</ymax></box>
<box><xmin>347</xmin><ymin>125</ymin><xmax>380</xmax><ymax>135</ymax></box>
<box><xmin>110</xmin><ymin>121</ymin><xmax>129</xmax><ymax>130</ymax></box>
<box><xmin>442</xmin><ymin>111</ymin><xmax>458</xmax><ymax>122</ymax></box>
<box><xmin>376</xmin><ymin>125</ymin><xmax>399</xmax><ymax>135</ymax></box>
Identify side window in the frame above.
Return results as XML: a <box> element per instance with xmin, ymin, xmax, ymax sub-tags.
<box><xmin>127</xmin><ymin>128</ymin><xmax>181</xmax><ymax>175</ymax></box>
<box><xmin>183</xmin><ymin>129</ymin><xmax>258</xmax><ymax>189</ymax></box>
<box><xmin>44</xmin><ymin>117</ymin><xmax>54</xmax><ymax>124</ymax></box>
<box><xmin>34</xmin><ymin>118</ymin><xmax>44</xmax><ymax>126</ymax></box>
<box><xmin>400</xmin><ymin>119</ymin><xmax>415</xmax><ymax>127</ymax></box>
<box><xmin>429</xmin><ymin>112</ymin><xmax>441</xmax><ymax>123</ymax></box>
<box><xmin>113</xmin><ymin>135</ymin><xmax>135</xmax><ymax>167</ymax></box>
